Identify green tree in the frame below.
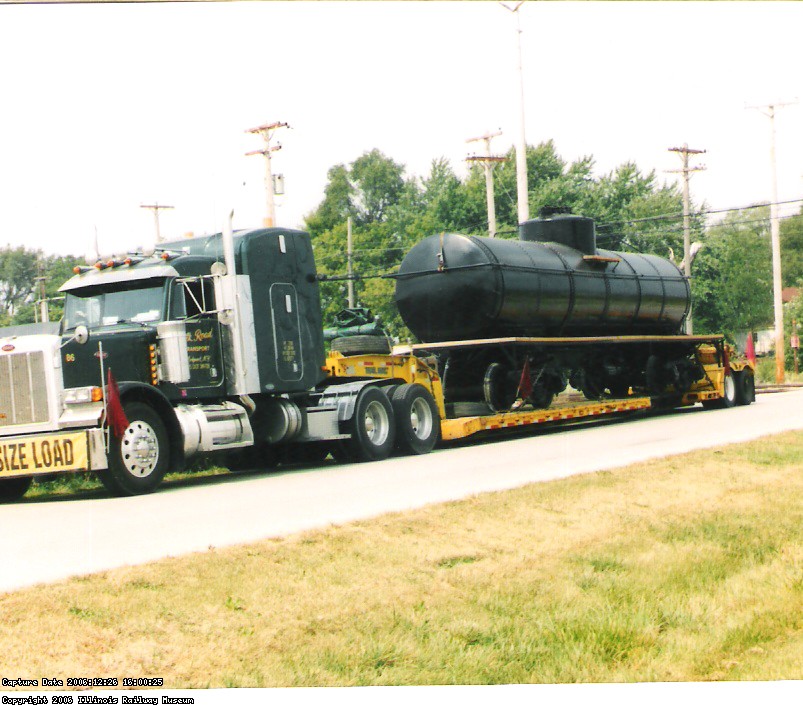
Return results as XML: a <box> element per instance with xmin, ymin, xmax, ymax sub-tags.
<box><xmin>785</xmin><ymin>281</ymin><xmax>803</xmax><ymax>371</ymax></box>
<box><xmin>780</xmin><ymin>207</ymin><xmax>803</xmax><ymax>287</ymax></box>
<box><xmin>692</xmin><ymin>208</ymin><xmax>773</xmax><ymax>338</ymax></box>
<box><xmin>304</xmin><ymin>164</ymin><xmax>355</xmax><ymax>234</ymax></box>
<box><xmin>0</xmin><ymin>247</ymin><xmax>39</xmax><ymax>319</ymax></box>
<box><xmin>0</xmin><ymin>249</ymin><xmax>78</xmax><ymax>326</ymax></box>
<box><xmin>419</xmin><ymin>157</ymin><xmax>476</xmax><ymax>233</ymax></box>
<box><xmin>583</xmin><ymin>164</ymin><xmax>689</xmax><ymax>256</ymax></box>
<box><xmin>350</xmin><ymin>149</ymin><xmax>406</xmax><ymax>225</ymax></box>
<box><xmin>305</xmin><ymin>142</ymin><xmax>702</xmax><ymax>342</ymax></box>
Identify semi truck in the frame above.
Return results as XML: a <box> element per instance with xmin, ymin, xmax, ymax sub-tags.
<box><xmin>0</xmin><ymin>214</ymin><xmax>754</xmax><ymax>501</ymax></box>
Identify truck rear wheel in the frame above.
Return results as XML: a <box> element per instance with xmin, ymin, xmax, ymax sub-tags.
<box><xmin>390</xmin><ymin>384</ymin><xmax>440</xmax><ymax>455</ymax></box>
<box><xmin>0</xmin><ymin>476</ymin><xmax>32</xmax><ymax>503</ymax></box>
<box><xmin>346</xmin><ymin>387</ymin><xmax>396</xmax><ymax>462</ymax></box>
<box><xmin>100</xmin><ymin>402</ymin><xmax>169</xmax><ymax>496</ymax></box>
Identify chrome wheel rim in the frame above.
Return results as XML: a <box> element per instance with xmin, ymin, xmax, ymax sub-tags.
<box><xmin>364</xmin><ymin>400</ymin><xmax>390</xmax><ymax>446</ymax></box>
<box><xmin>121</xmin><ymin>420</ymin><xmax>160</xmax><ymax>477</ymax></box>
<box><xmin>410</xmin><ymin>397</ymin><xmax>433</xmax><ymax>440</ymax></box>
<box><xmin>724</xmin><ymin>374</ymin><xmax>735</xmax><ymax>402</ymax></box>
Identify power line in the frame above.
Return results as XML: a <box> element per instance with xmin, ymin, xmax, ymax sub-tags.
<box><xmin>310</xmin><ymin>198</ymin><xmax>803</xmax><ymax>265</ymax></box>
<box><xmin>596</xmin><ymin>198</ymin><xmax>803</xmax><ymax>230</ymax></box>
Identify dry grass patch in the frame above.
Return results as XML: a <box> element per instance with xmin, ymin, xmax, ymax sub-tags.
<box><xmin>1</xmin><ymin>431</ymin><xmax>801</xmax><ymax>687</ymax></box>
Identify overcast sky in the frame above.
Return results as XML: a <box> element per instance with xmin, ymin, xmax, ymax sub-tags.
<box><xmin>1</xmin><ymin>1</ymin><xmax>802</xmax><ymax>260</ymax></box>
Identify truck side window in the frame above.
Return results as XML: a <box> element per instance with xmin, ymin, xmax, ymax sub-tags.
<box><xmin>170</xmin><ymin>283</ymin><xmax>187</xmax><ymax>319</ymax></box>
<box><xmin>175</xmin><ymin>278</ymin><xmax>216</xmax><ymax>319</ymax></box>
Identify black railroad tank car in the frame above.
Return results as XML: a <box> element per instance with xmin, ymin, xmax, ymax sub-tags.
<box><xmin>394</xmin><ymin>214</ymin><xmax>690</xmax><ymax>343</ymax></box>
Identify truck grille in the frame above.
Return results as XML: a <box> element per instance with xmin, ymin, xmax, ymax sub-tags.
<box><xmin>0</xmin><ymin>351</ymin><xmax>50</xmax><ymax>427</ymax></box>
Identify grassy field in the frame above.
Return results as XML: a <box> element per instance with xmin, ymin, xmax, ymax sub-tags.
<box><xmin>1</xmin><ymin>431</ymin><xmax>802</xmax><ymax>687</ymax></box>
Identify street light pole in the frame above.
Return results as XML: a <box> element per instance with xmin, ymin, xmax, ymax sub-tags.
<box><xmin>501</xmin><ymin>2</ymin><xmax>529</xmax><ymax>225</ymax></box>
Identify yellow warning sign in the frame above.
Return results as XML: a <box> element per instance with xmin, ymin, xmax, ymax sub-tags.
<box><xmin>0</xmin><ymin>431</ymin><xmax>89</xmax><ymax>478</ymax></box>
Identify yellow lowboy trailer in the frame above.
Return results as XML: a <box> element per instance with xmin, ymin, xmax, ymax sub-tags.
<box><xmin>324</xmin><ymin>333</ymin><xmax>754</xmax><ymax>444</ymax></box>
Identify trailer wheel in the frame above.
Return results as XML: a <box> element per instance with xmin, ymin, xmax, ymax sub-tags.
<box><xmin>722</xmin><ymin>371</ymin><xmax>738</xmax><ymax>408</ymax></box>
<box><xmin>484</xmin><ymin>362</ymin><xmax>518</xmax><ymax>411</ymax></box>
<box><xmin>330</xmin><ymin>335</ymin><xmax>391</xmax><ymax>356</ymax></box>
<box><xmin>100</xmin><ymin>402</ymin><xmax>169</xmax><ymax>496</ymax></box>
<box><xmin>703</xmin><ymin>371</ymin><xmax>738</xmax><ymax>410</ymax></box>
<box><xmin>390</xmin><ymin>384</ymin><xmax>440</xmax><ymax>455</ymax></box>
<box><xmin>346</xmin><ymin>387</ymin><xmax>395</xmax><ymax>462</ymax></box>
<box><xmin>736</xmin><ymin>369</ymin><xmax>755</xmax><ymax>406</ymax></box>
<box><xmin>0</xmin><ymin>476</ymin><xmax>32</xmax><ymax>503</ymax></box>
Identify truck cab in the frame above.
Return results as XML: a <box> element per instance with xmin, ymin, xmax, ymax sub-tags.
<box><xmin>0</xmin><ymin>227</ymin><xmax>370</xmax><ymax>500</ymax></box>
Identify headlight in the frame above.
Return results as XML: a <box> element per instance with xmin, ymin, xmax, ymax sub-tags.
<box><xmin>63</xmin><ymin>386</ymin><xmax>103</xmax><ymax>404</ymax></box>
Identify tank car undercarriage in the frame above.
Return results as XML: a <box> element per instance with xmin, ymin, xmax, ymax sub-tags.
<box><xmin>435</xmin><ymin>338</ymin><xmax>712</xmax><ymax>416</ymax></box>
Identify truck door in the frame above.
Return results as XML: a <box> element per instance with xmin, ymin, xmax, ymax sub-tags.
<box><xmin>270</xmin><ymin>282</ymin><xmax>303</xmax><ymax>382</ymax></box>
<box><xmin>171</xmin><ymin>277</ymin><xmax>224</xmax><ymax>392</ymax></box>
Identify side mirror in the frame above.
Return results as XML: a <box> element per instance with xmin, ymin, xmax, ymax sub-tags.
<box><xmin>74</xmin><ymin>325</ymin><xmax>89</xmax><ymax>345</ymax></box>
<box><xmin>61</xmin><ymin>324</ymin><xmax>89</xmax><ymax>349</ymax></box>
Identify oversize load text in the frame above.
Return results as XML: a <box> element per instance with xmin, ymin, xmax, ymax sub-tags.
<box><xmin>0</xmin><ymin>433</ymin><xmax>88</xmax><ymax>476</ymax></box>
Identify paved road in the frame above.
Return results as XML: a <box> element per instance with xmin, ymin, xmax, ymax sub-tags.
<box><xmin>2</xmin><ymin>389</ymin><xmax>802</xmax><ymax>594</ymax></box>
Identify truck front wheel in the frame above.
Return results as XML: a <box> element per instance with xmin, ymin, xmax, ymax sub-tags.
<box><xmin>100</xmin><ymin>402</ymin><xmax>169</xmax><ymax>496</ymax></box>
<box><xmin>0</xmin><ymin>477</ymin><xmax>32</xmax><ymax>503</ymax></box>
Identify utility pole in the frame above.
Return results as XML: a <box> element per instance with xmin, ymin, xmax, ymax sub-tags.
<box><xmin>747</xmin><ymin>100</ymin><xmax>797</xmax><ymax>384</ymax></box>
<box><xmin>347</xmin><ymin>216</ymin><xmax>355</xmax><ymax>308</ymax></box>
<box><xmin>501</xmin><ymin>1</ymin><xmax>529</xmax><ymax>225</ymax></box>
<box><xmin>466</xmin><ymin>130</ymin><xmax>506</xmax><ymax>237</ymax></box>
<box><xmin>667</xmin><ymin>144</ymin><xmax>706</xmax><ymax>335</ymax></box>
<box><xmin>140</xmin><ymin>203</ymin><xmax>174</xmax><ymax>243</ymax></box>
<box><xmin>35</xmin><ymin>259</ymin><xmax>48</xmax><ymax>323</ymax></box>
<box><xmin>246</xmin><ymin>121</ymin><xmax>289</xmax><ymax>228</ymax></box>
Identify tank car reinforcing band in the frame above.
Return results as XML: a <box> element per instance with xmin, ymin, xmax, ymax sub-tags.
<box><xmin>539</xmin><ymin>241</ymin><xmax>576</xmax><ymax>335</ymax></box>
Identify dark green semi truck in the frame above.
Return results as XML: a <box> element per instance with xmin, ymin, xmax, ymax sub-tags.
<box><xmin>0</xmin><ymin>222</ymin><xmax>407</xmax><ymax>500</ymax></box>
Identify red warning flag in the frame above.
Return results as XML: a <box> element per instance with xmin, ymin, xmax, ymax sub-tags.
<box><xmin>745</xmin><ymin>332</ymin><xmax>757</xmax><ymax>369</ymax></box>
<box><xmin>106</xmin><ymin>368</ymin><xmax>129</xmax><ymax>438</ymax></box>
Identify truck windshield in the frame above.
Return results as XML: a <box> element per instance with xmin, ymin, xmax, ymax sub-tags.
<box><xmin>63</xmin><ymin>281</ymin><xmax>167</xmax><ymax>330</ymax></box>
